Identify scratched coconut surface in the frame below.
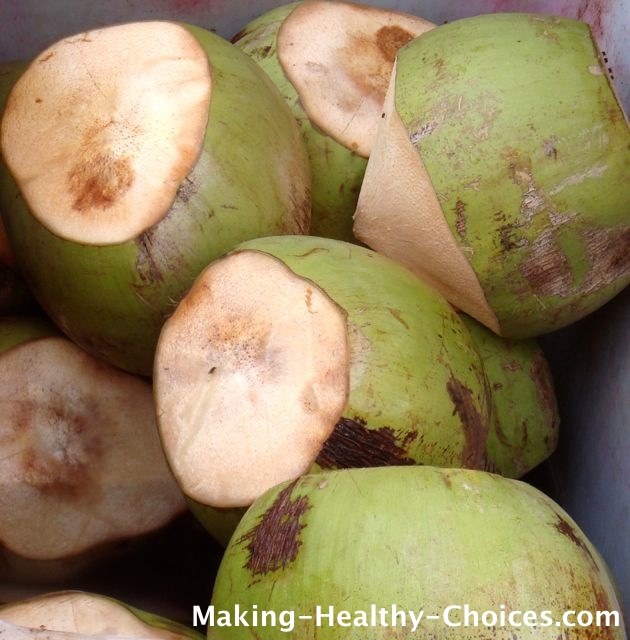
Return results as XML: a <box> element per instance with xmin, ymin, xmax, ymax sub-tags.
<box><xmin>0</xmin><ymin>0</ymin><xmax>628</xmax><ymax>622</ymax></box>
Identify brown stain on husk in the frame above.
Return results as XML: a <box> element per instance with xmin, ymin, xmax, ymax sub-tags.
<box><xmin>446</xmin><ymin>377</ymin><xmax>488</xmax><ymax>469</ymax></box>
<box><xmin>316</xmin><ymin>417</ymin><xmax>415</xmax><ymax>469</ymax></box>
<box><xmin>375</xmin><ymin>25</ymin><xmax>414</xmax><ymax>63</ymax></box>
<box><xmin>238</xmin><ymin>481</ymin><xmax>310</xmax><ymax>575</ymax></box>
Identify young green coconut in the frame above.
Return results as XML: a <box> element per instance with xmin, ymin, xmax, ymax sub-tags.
<box><xmin>0</xmin><ymin>22</ymin><xmax>310</xmax><ymax>375</ymax></box>
<box><xmin>232</xmin><ymin>1</ymin><xmax>433</xmax><ymax>241</ymax></box>
<box><xmin>211</xmin><ymin>467</ymin><xmax>625</xmax><ymax>640</ymax></box>
<box><xmin>0</xmin><ymin>591</ymin><xmax>202</xmax><ymax>639</ymax></box>
<box><xmin>354</xmin><ymin>13</ymin><xmax>630</xmax><ymax>338</ymax></box>
<box><xmin>0</xmin><ymin>317</ymin><xmax>186</xmax><ymax>580</ymax></box>
<box><xmin>462</xmin><ymin>314</ymin><xmax>560</xmax><ymax>478</ymax></box>
<box><xmin>154</xmin><ymin>236</ymin><xmax>492</xmax><ymax>523</ymax></box>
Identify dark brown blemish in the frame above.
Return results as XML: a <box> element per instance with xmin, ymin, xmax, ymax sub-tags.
<box><xmin>531</xmin><ymin>350</ymin><xmax>560</xmax><ymax>428</ymax></box>
<box><xmin>35</xmin><ymin>98</ymin><xmax>43</xmax><ymax>103</ymax></box>
<box><xmin>230</xmin><ymin>28</ymin><xmax>250</xmax><ymax>44</ymax></box>
<box><xmin>519</xmin><ymin>230</ymin><xmax>573</xmax><ymax>297</ymax></box>
<box><xmin>316</xmin><ymin>417</ymin><xmax>416</xmax><ymax>469</ymax></box>
<box><xmin>501</xmin><ymin>360</ymin><xmax>522</xmax><ymax>372</ymax></box>
<box><xmin>580</xmin><ymin>226</ymin><xmax>630</xmax><ymax>295</ymax></box>
<box><xmin>135</xmin><ymin>229</ymin><xmax>164</xmax><ymax>285</ymax></box>
<box><xmin>238</xmin><ymin>481</ymin><xmax>310</xmax><ymax>575</ymax></box>
<box><xmin>387</xmin><ymin>307</ymin><xmax>409</xmax><ymax>330</ymax></box>
<box><xmin>555</xmin><ymin>515</ymin><xmax>599</xmax><ymax>571</ymax></box>
<box><xmin>68</xmin><ymin>152</ymin><xmax>134</xmax><ymax>212</ymax></box>
<box><xmin>38</xmin><ymin>52</ymin><xmax>55</xmax><ymax>63</ymax></box>
<box><xmin>446</xmin><ymin>377</ymin><xmax>488</xmax><ymax>469</ymax></box>
<box><xmin>375</xmin><ymin>25</ymin><xmax>414</xmax><ymax>63</ymax></box>
<box><xmin>454</xmin><ymin>199</ymin><xmax>467</xmax><ymax>240</ymax></box>
<box><xmin>305</xmin><ymin>288</ymin><xmax>313</xmax><ymax>312</ymax></box>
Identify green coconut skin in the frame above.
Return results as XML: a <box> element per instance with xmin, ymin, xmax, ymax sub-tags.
<box><xmin>0</xmin><ymin>591</ymin><xmax>204</xmax><ymax>640</ymax></box>
<box><xmin>0</xmin><ymin>25</ymin><xmax>310</xmax><ymax>376</ymax></box>
<box><xmin>0</xmin><ymin>315</ymin><xmax>58</xmax><ymax>354</ymax></box>
<box><xmin>394</xmin><ymin>14</ymin><xmax>630</xmax><ymax>338</ymax></box>
<box><xmin>233</xmin><ymin>4</ymin><xmax>366</xmax><ymax>242</ymax></box>
<box><xmin>211</xmin><ymin>467</ymin><xmax>625</xmax><ymax>640</ymax></box>
<box><xmin>0</xmin><ymin>63</ymin><xmax>37</xmax><ymax>316</ymax></box>
<box><xmin>461</xmin><ymin>314</ymin><xmax>560</xmax><ymax>478</ymax></box>
<box><xmin>236</xmin><ymin>236</ymin><xmax>491</xmax><ymax>470</ymax></box>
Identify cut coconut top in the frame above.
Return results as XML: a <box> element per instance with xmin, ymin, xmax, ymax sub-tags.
<box><xmin>353</xmin><ymin>62</ymin><xmax>500</xmax><ymax>333</ymax></box>
<box><xmin>0</xmin><ymin>337</ymin><xmax>185</xmax><ymax>560</ymax></box>
<box><xmin>154</xmin><ymin>249</ymin><xmax>350</xmax><ymax>508</ymax></box>
<box><xmin>0</xmin><ymin>22</ymin><xmax>211</xmax><ymax>245</ymax></box>
<box><xmin>0</xmin><ymin>592</ymin><xmax>188</xmax><ymax>639</ymax></box>
<box><xmin>277</xmin><ymin>0</ymin><xmax>433</xmax><ymax>157</ymax></box>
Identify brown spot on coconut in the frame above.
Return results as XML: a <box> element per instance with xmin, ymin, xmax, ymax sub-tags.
<box><xmin>0</xmin><ymin>590</ymin><xmax>202</xmax><ymax>639</ymax></box>
<box><xmin>277</xmin><ymin>1</ymin><xmax>433</xmax><ymax>158</ymax></box>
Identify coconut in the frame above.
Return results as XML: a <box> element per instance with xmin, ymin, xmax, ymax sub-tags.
<box><xmin>0</xmin><ymin>22</ymin><xmax>310</xmax><ymax>375</ymax></box>
<box><xmin>0</xmin><ymin>591</ymin><xmax>202</xmax><ymax>639</ymax></box>
<box><xmin>461</xmin><ymin>314</ymin><xmax>560</xmax><ymax>477</ymax></box>
<box><xmin>211</xmin><ymin>466</ymin><xmax>625</xmax><ymax>640</ymax></box>
<box><xmin>354</xmin><ymin>13</ymin><xmax>630</xmax><ymax>338</ymax></box>
<box><xmin>232</xmin><ymin>1</ymin><xmax>433</xmax><ymax>241</ymax></box>
<box><xmin>0</xmin><ymin>316</ymin><xmax>185</xmax><ymax>580</ymax></box>
<box><xmin>154</xmin><ymin>235</ymin><xmax>491</xmax><ymax>521</ymax></box>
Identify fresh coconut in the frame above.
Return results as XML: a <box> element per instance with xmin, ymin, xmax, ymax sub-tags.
<box><xmin>354</xmin><ymin>13</ymin><xmax>630</xmax><ymax>338</ymax></box>
<box><xmin>0</xmin><ymin>591</ymin><xmax>202</xmax><ymax>639</ymax></box>
<box><xmin>0</xmin><ymin>316</ymin><xmax>186</xmax><ymax>579</ymax></box>
<box><xmin>232</xmin><ymin>1</ymin><xmax>433</xmax><ymax>241</ymax></box>
<box><xmin>154</xmin><ymin>235</ymin><xmax>491</xmax><ymax>518</ymax></box>
<box><xmin>461</xmin><ymin>314</ymin><xmax>560</xmax><ymax>477</ymax></box>
<box><xmin>211</xmin><ymin>466</ymin><xmax>625</xmax><ymax>640</ymax></box>
<box><xmin>0</xmin><ymin>22</ymin><xmax>310</xmax><ymax>375</ymax></box>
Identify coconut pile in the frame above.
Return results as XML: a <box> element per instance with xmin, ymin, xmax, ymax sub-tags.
<box><xmin>0</xmin><ymin>1</ymin><xmax>628</xmax><ymax>638</ymax></box>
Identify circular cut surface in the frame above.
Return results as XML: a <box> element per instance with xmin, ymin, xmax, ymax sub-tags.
<box><xmin>0</xmin><ymin>22</ymin><xmax>211</xmax><ymax>245</ymax></box>
<box><xmin>277</xmin><ymin>0</ymin><xmax>433</xmax><ymax>157</ymax></box>
<box><xmin>0</xmin><ymin>592</ymin><xmax>186</xmax><ymax>639</ymax></box>
<box><xmin>0</xmin><ymin>337</ymin><xmax>185</xmax><ymax>559</ymax></box>
<box><xmin>155</xmin><ymin>249</ymin><xmax>350</xmax><ymax>508</ymax></box>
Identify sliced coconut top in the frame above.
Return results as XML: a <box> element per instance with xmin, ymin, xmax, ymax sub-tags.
<box><xmin>277</xmin><ymin>0</ymin><xmax>433</xmax><ymax>157</ymax></box>
<box><xmin>353</xmin><ymin>62</ymin><xmax>500</xmax><ymax>333</ymax></box>
<box><xmin>0</xmin><ymin>592</ymin><xmax>189</xmax><ymax>639</ymax></box>
<box><xmin>0</xmin><ymin>22</ymin><xmax>211</xmax><ymax>245</ymax></box>
<box><xmin>0</xmin><ymin>337</ymin><xmax>185</xmax><ymax>560</ymax></box>
<box><xmin>154</xmin><ymin>249</ymin><xmax>350</xmax><ymax>508</ymax></box>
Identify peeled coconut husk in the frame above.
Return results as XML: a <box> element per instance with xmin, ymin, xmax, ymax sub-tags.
<box><xmin>354</xmin><ymin>13</ymin><xmax>630</xmax><ymax>338</ymax></box>
<box><xmin>0</xmin><ymin>317</ymin><xmax>185</xmax><ymax>578</ymax></box>
<box><xmin>154</xmin><ymin>235</ymin><xmax>491</xmax><ymax>520</ymax></box>
<box><xmin>461</xmin><ymin>314</ymin><xmax>560</xmax><ymax>477</ymax></box>
<box><xmin>212</xmin><ymin>467</ymin><xmax>625</xmax><ymax>640</ymax></box>
<box><xmin>0</xmin><ymin>22</ymin><xmax>310</xmax><ymax>375</ymax></box>
<box><xmin>233</xmin><ymin>1</ymin><xmax>433</xmax><ymax>241</ymax></box>
<box><xmin>0</xmin><ymin>591</ymin><xmax>202</xmax><ymax>639</ymax></box>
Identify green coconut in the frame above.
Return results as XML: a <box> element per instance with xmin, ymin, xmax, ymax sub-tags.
<box><xmin>232</xmin><ymin>1</ymin><xmax>433</xmax><ymax>241</ymax></box>
<box><xmin>354</xmin><ymin>13</ymin><xmax>630</xmax><ymax>338</ymax></box>
<box><xmin>0</xmin><ymin>591</ymin><xmax>202</xmax><ymax>639</ymax></box>
<box><xmin>154</xmin><ymin>235</ymin><xmax>492</xmax><ymax>525</ymax></box>
<box><xmin>0</xmin><ymin>316</ymin><xmax>186</xmax><ymax>580</ymax></box>
<box><xmin>461</xmin><ymin>314</ymin><xmax>560</xmax><ymax>477</ymax></box>
<box><xmin>0</xmin><ymin>22</ymin><xmax>310</xmax><ymax>375</ymax></box>
<box><xmin>211</xmin><ymin>466</ymin><xmax>625</xmax><ymax>640</ymax></box>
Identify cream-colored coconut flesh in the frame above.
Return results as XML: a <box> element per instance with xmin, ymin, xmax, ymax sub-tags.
<box><xmin>277</xmin><ymin>0</ymin><xmax>433</xmax><ymax>157</ymax></box>
<box><xmin>0</xmin><ymin>22</ymin><xmax>211</xmax><ymax>245</ymax></box>
<box><xmin>353</xmin><ymin>62</ymin><xmax>499</xmax><ymax>332</ymax></box>
<box><xmin>154</xmin><ymin>250</ymin><xmax>350</xmax><ymax>508</ymax></box>
<box><xmin>0</xmin><ymin>338</ymin><xmax>185</xmax><ymax>560</ymax></box>
<box><xmin>0</xmin><ymin>592</ymin><xmax>184</xmax><ymax>639</ymax></box>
